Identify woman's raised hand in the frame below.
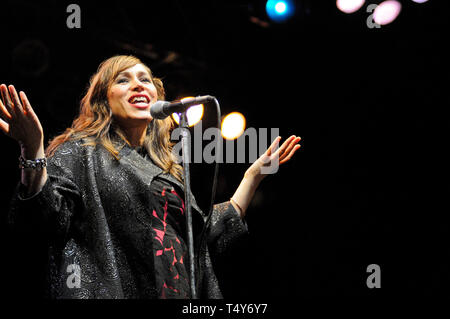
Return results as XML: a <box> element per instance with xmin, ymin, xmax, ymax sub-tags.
<box><xmin>231</xmin><ymin>135</ymin><xmax>301</xmax><ymax>217</ymax></box>
<box><xmin>0</xmin><ymin>84</ymin><xmax>44</xmax><ymax>157</ymax></box>
<box><xmin>245</xmin><ymin>135</ymin><xmax>301</xmax><ymax>181</ymax></box>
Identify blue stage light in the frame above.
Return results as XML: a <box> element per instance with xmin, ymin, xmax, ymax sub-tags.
<box><xmin>266</xmin><ymin>0</ymin><xmax>295</xmax><ymax>23</ymax></box>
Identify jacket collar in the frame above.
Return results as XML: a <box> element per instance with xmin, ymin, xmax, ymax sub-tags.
<box><xmin>118</xmin><ymin>142</ymin><xmax>205</xmax><ymax>218</ymax></box>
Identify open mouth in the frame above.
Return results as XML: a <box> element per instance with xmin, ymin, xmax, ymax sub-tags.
<box><xmin>128</xmin><ymin>94</ymin><xmax>150</xmax><ymax>107</ymax></box>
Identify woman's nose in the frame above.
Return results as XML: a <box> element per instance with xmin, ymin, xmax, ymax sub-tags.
<box><xmin>131</xmin><ymin>79</ymin><xmax>145</xmax><ymax>91</ymax></box>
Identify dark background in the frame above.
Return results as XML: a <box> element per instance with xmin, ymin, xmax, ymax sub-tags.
<box><xmin>1</xmin><ymin>0</ymin><xmax>449</xmax><ymax>300</ymax></box>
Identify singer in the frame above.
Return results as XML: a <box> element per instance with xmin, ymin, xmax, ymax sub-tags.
<box><xmin>1</xmin><ymin>55</ymin><xmax>300</xmax><ymax>299</ymax></box>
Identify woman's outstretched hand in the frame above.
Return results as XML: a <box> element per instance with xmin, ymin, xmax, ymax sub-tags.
<box><xmin>230</xmin><ymin>135</ymin><xmax>301</xmax><ymax>218</ymax></box>
<box><xmin>0</xmin><ymin>84</ymin><xmax>44</xmax><ymax>157</ymax></box>
<box><xmin>244</xmin><ymin>135</ymin><xmax>301</xmax><ymax>181</ymax></box>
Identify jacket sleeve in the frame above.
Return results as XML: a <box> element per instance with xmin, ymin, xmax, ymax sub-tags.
<box><xmin>8</xmin><ymin>142</ymin><xmax>84</xmax><ymax>245</ymax></box>
<box><xmin>206</xmin><ymin>201</ymin><xmax>249</xmax><ymax>257</ymax></box>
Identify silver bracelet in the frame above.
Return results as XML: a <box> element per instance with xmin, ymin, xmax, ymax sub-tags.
<box><xmin>18</xmin><ymin>155</ymin><xmax>47</xmax><ymax>170</ymax></box>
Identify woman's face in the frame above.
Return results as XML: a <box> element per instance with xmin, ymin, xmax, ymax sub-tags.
<box><xmin>107</xmin><ymin>63</ymin><xmax>157</xmax><ymax>128</ymax></box>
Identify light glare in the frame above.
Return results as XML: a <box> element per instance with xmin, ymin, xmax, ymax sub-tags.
<box><xmin>275</xmin><ymin>2</ymin><xmax>287</xmax><ymax>14</ymax></box>
<box><xmin>171</xmin><ymin>97</ymin><xmax>204</xmax><ymax>127</ymax></box>
<box><xmin>373</xmin><ymin>0</ymin><xmax>402</xmax><ymax>25</ymax></box>
<box><xmin>221</xmin><ymin>112</ymin><xmax>246</xmax><ymax>140</ymax></box>
<box><xmin>336</xmin><ymin>0</ymin><xmax>366</xmax><ymax>14</ymax></box>
<box><xmin>266</xmin><ymin>0</ymin><xmax>295</xmax><ymax>22</ymax></box>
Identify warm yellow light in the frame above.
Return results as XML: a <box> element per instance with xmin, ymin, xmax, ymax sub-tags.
<box><xmin>221</xmin><ymin>112</ymin><xmax>246</xmax><ymax>140</ymax></box>
<box><xmin>171</xmin><ymin>97</ymin><xmax>204</xmax><ymax>127</ymax></box>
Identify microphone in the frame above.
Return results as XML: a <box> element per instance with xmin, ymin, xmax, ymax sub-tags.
<box><xmin>150</xmin><ymin>95</ymin><xmax>215</xmax><ymax>120</ymax></box>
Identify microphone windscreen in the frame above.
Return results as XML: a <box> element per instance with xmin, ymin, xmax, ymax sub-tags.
<box><xmin>150</xmin><ymin>101</ymin><xmax>170</xmax><ymax>119</ymax></box>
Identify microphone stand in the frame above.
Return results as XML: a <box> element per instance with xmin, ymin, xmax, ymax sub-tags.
<box><xmin>179</xmin><ymin>111</ymin><xmax>198</xmax><ymax>299</ymax></box>
<box><xmin>175</xmin><ymin>96</ymin><xmax>220</xmax><ymax>299</ymax></box>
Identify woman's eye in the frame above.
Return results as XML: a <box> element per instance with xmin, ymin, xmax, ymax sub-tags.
<box><xmin>116</xmin><ymin>77</ymin><xmax>151</xmax><ymax>84</ymax></box>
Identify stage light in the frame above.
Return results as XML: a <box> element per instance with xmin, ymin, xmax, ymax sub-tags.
<box><xmin>221</xmin><ymin>112</ymin><xmax>246</xmax><ymax>140</ymax></box>
<box><xmin>411</xmin><ymin>0</ymin><xmax>428</xmax><ymax>3</ymax></box>
<box><xmin>336</xmin><ymin>0</ymin><xmax>365</xmax><ymax>14</ymax></box>
<box><xmin>171</xmin><ymin>97</ymin><xmax>204</xmax><ymax>127</ymax></box>
<box><xmin>373</xmin><ymin>0</ymin><xmax>402</xmax><ymax>25</ymax></box>
<box><xmin>275</xmin><ymin>2</ymin><xmax>287</xmax><ymax>14</ymax></box>
<box><xmin>265</xmin><ymin>0</ymin><xmax>295</xmax><ymax>23</ymax></box>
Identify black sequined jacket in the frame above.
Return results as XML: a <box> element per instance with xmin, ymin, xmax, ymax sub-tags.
<box><xmin>8</xmin><ymin>138</ymin><xmax>248</xmax><ymax>299</ymax></box>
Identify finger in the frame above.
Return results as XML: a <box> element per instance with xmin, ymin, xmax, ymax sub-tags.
<box><xmin>8</xmin><ymin>85</ymin><xmax>24</xmax><ymax>114</ymax></box>
<box><xmin>0</xmin><ymin>117</ymin><xmax>10</xmax><ymax>135</ymax></box>
<box><xmin>0</xmin><ymin>84</ymin><xmax>14</xmax><ymax>114</ymax></box>
<box><xmin>279</xmin><ymin>136</ymin><xmax>301</xmax><ymax>162</ymax></box>
<box><xmin>266</xmin><ymin>136</ymin><xmax>281</xmax><ymax>156</ymax></box>
<box><xmin>272</xmin><ymin>135</ymin><xmax>296</xmax><ymax>158</ymax></box>
<box><xmin>19</xmin><ymin>91</ymin><xmax>34</xmax><ymax>116</ymax></box>
<box><xmin>0</xmin><ymin>95</ymin><xmax>12</xmax><ymax>120</ymax></box>
<box><xmin>280</xmin><ymin>144</ymin><xmax>301</xmax><ymax>165</ymax></box>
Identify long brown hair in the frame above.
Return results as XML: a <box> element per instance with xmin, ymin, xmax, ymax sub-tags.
<box><xmin>45</xmin><ymin>55</ymin><xmax>183</xmax><ymax>182</ymax></box>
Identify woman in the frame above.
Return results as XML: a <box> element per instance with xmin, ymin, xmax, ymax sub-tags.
<box><xmin>1</xmin><ymin>55</ymin><xmax>300</xmax><ymax>299</ymax></box>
